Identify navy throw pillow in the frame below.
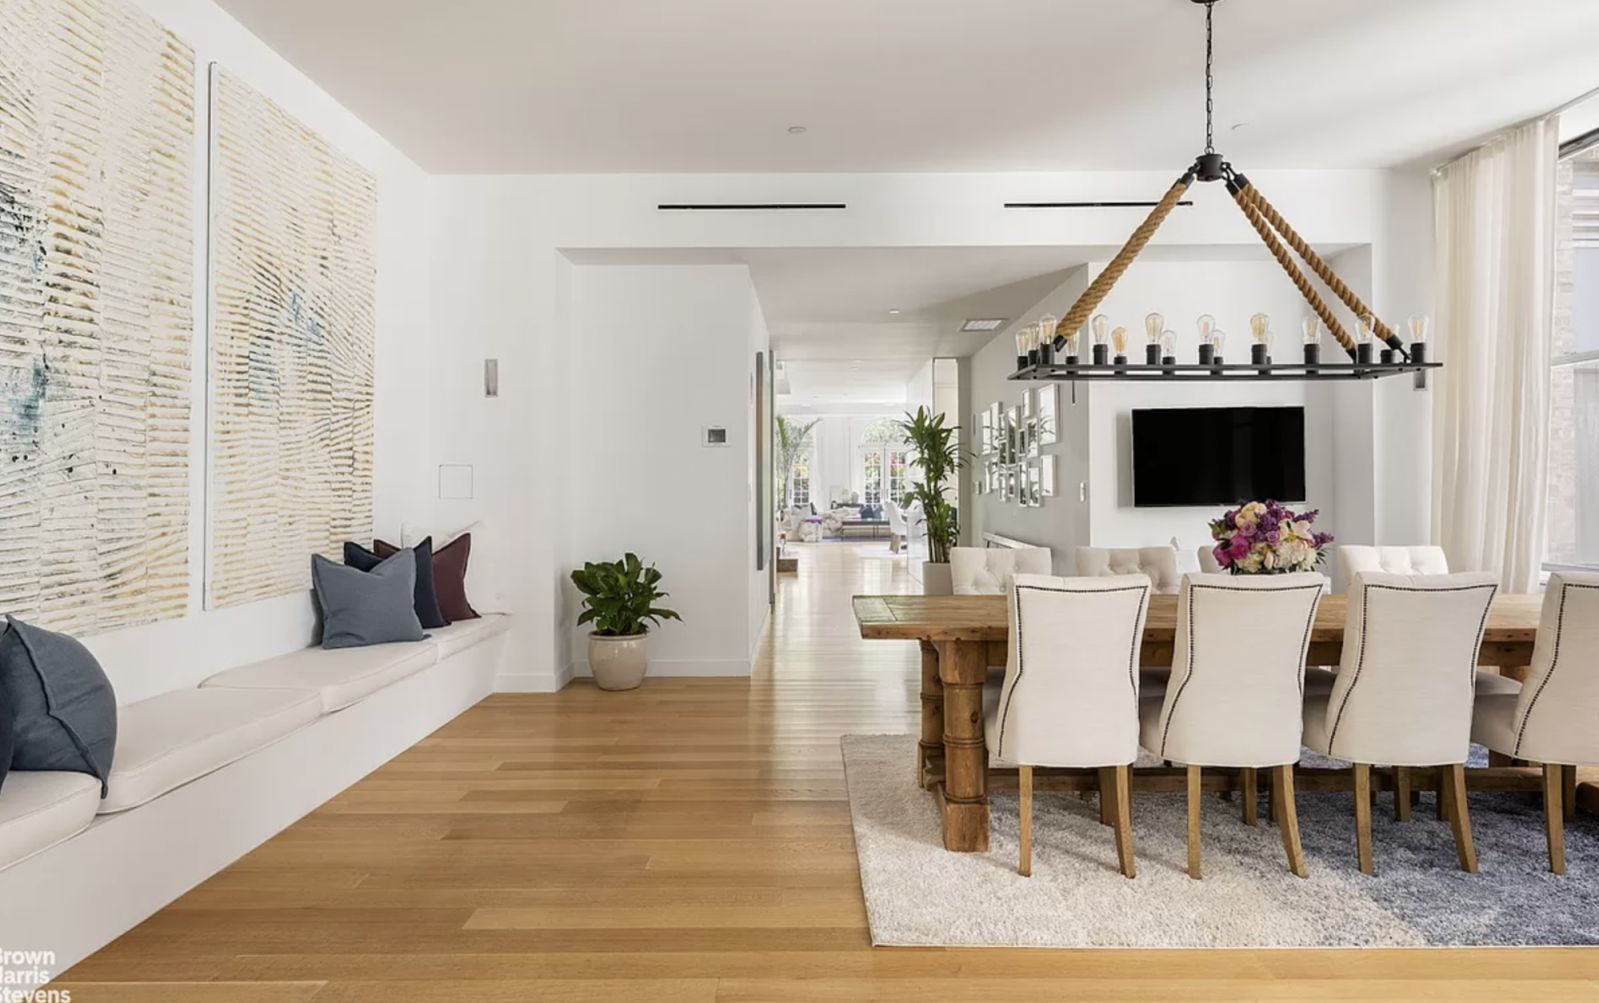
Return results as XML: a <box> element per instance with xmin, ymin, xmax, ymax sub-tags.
<box><xmin>345</xmin><ymin>537</ymin><xmax>449</xmax><ymax>629</ymax></box>
<box><xmin>312</xmin><ymin>551</ymin><xmax>426</xmax><ymax>649</ymax></box>
<box><xmin>0</xmin><ymin>617</ymin><xmax>117</xmax><ymax>795</ymax></box>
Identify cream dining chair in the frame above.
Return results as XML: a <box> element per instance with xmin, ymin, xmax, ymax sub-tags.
<box><xmin>1075</xmin><ymin>546</ymin><xmax>1181</xmax><ymax>595</ymax></box>
<box><xmin>984</xmin><ymin>573</ymin><xmax>1152</xmax><ymax>877</ymax></box>
<box><xmin>1336</xmin><ymin>545</ymin><xmax>1450</xmax><ymax>581</ymax></box>
<box><xmin>1471</xmin><ymin>571</ymin><xmax>1599</xmax><ymax>874</ymax></box>
<box><xmin>951</xmin><ymin>546</ymin><xmax>1052</xmax><ymax>595</ymax></box>
<box><xmin>1302</xmin><ymin>571</ymin><xmax>1498</xmax><ymax>875</ymax></box>
<box><xmin>1138</xmin><ymin>572</ymin><xmax>1326</xmax><ymax>879</ymax></box>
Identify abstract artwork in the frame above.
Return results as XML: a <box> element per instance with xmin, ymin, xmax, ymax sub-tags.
<box><xmin>207</xmin><ymin>65</ymin><xmax>376</xmax><ymax>608</ymax></box>
<box><xmin>0</xmin><ymin>0</ymin><xmax>195</xmax><ymax>633</ymax></box>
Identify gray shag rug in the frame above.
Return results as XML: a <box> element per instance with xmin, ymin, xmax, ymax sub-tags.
<box><xmin>841</xmin><ymin>734</ymin><xmax>1599</xmax><ymax>948</ymax></box>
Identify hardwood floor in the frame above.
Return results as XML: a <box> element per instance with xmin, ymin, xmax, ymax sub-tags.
<box><xmin>60</xmin><ymin>542</ymin><xmax>1599</xmax><ymax>1000</ymax></box>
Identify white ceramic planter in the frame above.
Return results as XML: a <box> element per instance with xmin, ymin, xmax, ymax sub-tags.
<box><xmin>588</xmin><ymin>632</ymin><xmax>650</xmax><ymax>691</ymax></box>
<box><xmin>921</xmin><ymin>561</ymin><xmax>953</xmax><ymax>596</ymax></box>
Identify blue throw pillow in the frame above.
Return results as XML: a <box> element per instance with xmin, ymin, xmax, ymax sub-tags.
<box><xmin>344</xmin><ymin>537</ymin><xmax>449</xmax><ymax>629</ymax></box>
<box><xmin>311</xmin><ymin>551</ymin><xmax>426</xmax><ymax>649</ymax></box>
<box><xmin>0</xmin><ymin>673</ymin><xmax>12</xmax><ymax>793</ymax></box>
<box><xmin>0</xmin><ymin>617</ymin><xmax>117</xmax><ymax>795</ymax></box>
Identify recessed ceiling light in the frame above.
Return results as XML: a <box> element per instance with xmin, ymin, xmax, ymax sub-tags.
<box><xmin>961</xmin><ymin>318</ymin><xmax>1008</xmax><ymax>332</ymax></box>
<box><xmin>787</xmin><ymin>125</ymin><xmax>808</xmax><ymax>135</ymax></box>
<box><xmin>888</xmin><ymin>309</ymin><xmax>901</xmax><ymax>315</ymax></box>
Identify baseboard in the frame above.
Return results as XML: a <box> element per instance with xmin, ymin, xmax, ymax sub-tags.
<box><xmin>0</xmin><ymin>633</ymin><xmax>505</xmax><ymax>982</ymax></box>
<box><xmin>495</xmin><ymin>663</ymin><xmax>572</xmax><ymax>693</ymax></box>
<box><xmin>568</xmin><ymin>657</ymin><xmax>752</xmax><ymax>679</ymax></box>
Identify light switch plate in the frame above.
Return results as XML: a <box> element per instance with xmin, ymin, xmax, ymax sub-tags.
<box><xmin>438</xmin><ymin>464</ymin><xmax>474</xmax><ymax>500</ymax></box>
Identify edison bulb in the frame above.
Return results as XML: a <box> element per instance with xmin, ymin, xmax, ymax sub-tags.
<box><xmin>1196</xmin><ymin>314</ymin><xmax>1216</xmax><ymax>343</ymax></box>
<box><xmin>1160</xmin><ymin>330</ymin><xmax>1176</xmax><ymax>356</ymax></box>
<box><xmin>1039</xmin><ymin>314</ymin><xmax>1059</xmax><ymax>344</ymax></box>
<box><xmin>1208</xmin><ymin>329</ymin><xmax>1227</xmax><ymax>354</ymax></box>
<box><xmin>1145</xmin><ymin>312</ymin><xmax>1165</xmax><ymax>345</ymax></box>
<box><xmin>1408</xmin><ymin>315</ymin><xmax>1431</xmax><ymax>343</ymax></box>
<box><xmin>1356</xmin><ymin>314</ymin><xmax>1376</xmax><ymax>344</ymax></box>
<box><xmin>1091</xmin><ymin>314</ymin><xmax>1110</xmax><ymax>346</ymax></box>
<box><xmin>1302</xmin><ymin>315</ymin><xmax>1323</xmax><ymax>346</ymax></box>
<box><xmin>1111</xmin><ymin>326</ymin><xmax>1128</xmax><ymax>355</ymax></box>
<box><xmin>1249</xmin><ymin>312</ymin><xmax>1271</xmax><ymax>345</ymax></box>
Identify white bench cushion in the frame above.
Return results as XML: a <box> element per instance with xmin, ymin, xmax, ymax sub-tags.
<box><xmin>202</xmin><ymin>642</ymin><xmax>437</xmax><ymax>713</ymax></box>
<box><xmin>100</xmin><ymin>688</ymin><xmax>322</xmax><ymax>814</ymax></box>
<box><xmin>426</xmin><ymin>613</ymin><xmax>510</xmax><ymax>659</ymax></box>
<box><xmin>0</xmin><ymin>772</ymin><xmax>101</xmax><ymax>871</ymax></box>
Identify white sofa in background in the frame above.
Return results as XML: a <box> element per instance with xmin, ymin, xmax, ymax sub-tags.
<box><xmin>0</xmin><ymin>612</ymin><xmax>512</xmax><ymax>977</ymax></box>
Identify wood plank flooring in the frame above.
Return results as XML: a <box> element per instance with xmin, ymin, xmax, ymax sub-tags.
<box><xmin>60</xmin><ymin>543</ymin><xmax>1599</xmax><ymax>1000</ymax></box>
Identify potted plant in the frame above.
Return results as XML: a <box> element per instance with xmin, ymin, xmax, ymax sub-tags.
<box><xmin>898</xmin><ymin>406</ymin><xmax>962</xmax><ymax>595</ymax></box>
<box><xmin>571</xmin><ymin>553</ymin><xmax>682</xmax><ymax>690</ymax></box>
<box><xmin>1208</xmin><ymin>500</ymin><xmax>1334</xmax><ymax>574</ymax></box>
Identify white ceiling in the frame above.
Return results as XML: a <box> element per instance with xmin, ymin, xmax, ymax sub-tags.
<box><xmin>216</xmin><ymin>0</ymin><xmax>1599</xmax><ymax>173</ymax></box>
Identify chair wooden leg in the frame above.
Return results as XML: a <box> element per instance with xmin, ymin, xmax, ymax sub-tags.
<box><xmin>1435</xmin><ymin>767</ymin><xmax>1447</xmax><ymax>821</ymax></box>
<box><xmin>1442</xmin><ymin>763</ymin><xmax>1478</xmax><ymax>874</ymax></box>
<box><xmin>1268</xmin><ymin>777</ymin><xmax>1279</xmax><ymax>825</ymax></box>
<box><xmin>1186</xmin><ymin>765</ymin><xmax>1202</xmax><ymax>879</ymax></box>
<box><xmin>1273</xmin><ymin>765</ymin><xmax>1307</xmax><ymax>878</ymax></box>
<box><xmin>1394</xmin><ymin>766</ymin><xmax>1412</xmax><ymax>822</ymax></box>
<box><xmin>1353</xmin><ymin>763</ymin><xmax>1374</xmax><ymax>875</ymax></box>
<box><xmin>1113</xmin><ymin>764</ymin><xmax>1136</xmax><ymax>879</ymax></box>
<box><xmin>1564</xmin><ymin>764</ymin><xmax>1578</xmax><ymax>823</ymax></box>
<box><xmin>1543</xmin><ymin>763</ymin><xmax>1567</xmax><ymax>875</ymax></box>
<box><xmin>1018</xmin><ymin>765</ymin><xmax>1033</xmax><ymax>877</ymax></box>
<box><xmin>1241</xmin><ymin>767</ymin><xmax>1258</xmax><ymax>826</ymax></box>
<box><xmin>1098</xmin><ymin>767</ymin><xmax>1114</xmax><ymax>827</ymax></box>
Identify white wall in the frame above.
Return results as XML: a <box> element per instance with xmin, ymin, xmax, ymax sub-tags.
<box><xmin>84</xmin><ymin>0</ymin><xmax>435</xmax><ymax>705</ymax></box>
<box><xmin>564</xmin><ymin>264</ymin><xmax>769</xmax><ymax>678</ymax></box>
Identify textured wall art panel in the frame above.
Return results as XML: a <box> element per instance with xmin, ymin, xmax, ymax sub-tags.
<box><xmin>0</xmin><ymin>0</ymin><xmax>195</xmax><ymax>633</ymax></box>
<box><xmin>207</xmin><ymin>66</ymin><xmax>376</xmax><ymax>608</ymax></box>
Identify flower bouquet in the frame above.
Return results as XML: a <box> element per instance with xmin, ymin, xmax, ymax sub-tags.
<box><xmin>1209</xmin><ymin>500</ymin><xmax>1333</xmax><ymax>574</ymax></box>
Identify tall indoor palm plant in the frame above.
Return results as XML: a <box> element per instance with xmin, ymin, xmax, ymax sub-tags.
<box><xmin>898</xmin><ymin>406</ymin><xmax>961</xmax><ymax>576</ymax></box>
<box><xmin>775</xmin><ymin>416</ymin><xmax>820</xmax><ymax>510</ymax></box>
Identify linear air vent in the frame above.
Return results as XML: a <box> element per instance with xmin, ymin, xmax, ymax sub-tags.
<box><xmin>1004</xmin><ymin>200</ymin><xmax>1196</xmax><ymax>209</ymax></box>
<box><xmin>657</xmin><ymin>203</ymin><xmax>847</xmax><ymax>211</ymax></box>
<box><xmin>961</xmin><ymin>318</ymin><xmax>1008</xmax><ymax>333</ymax></box>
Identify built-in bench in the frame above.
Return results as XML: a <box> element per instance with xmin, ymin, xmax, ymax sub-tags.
<box><xmin>0</xmin><ymin>613</ymin><xmax>510</xmax><ymax>976</ymax></box>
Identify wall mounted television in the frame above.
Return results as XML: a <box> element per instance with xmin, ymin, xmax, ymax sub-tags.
<box><xmin>1131</xmin><ymin>406</ymin><xmax>1306</xmax><ymax>507</ymax></box>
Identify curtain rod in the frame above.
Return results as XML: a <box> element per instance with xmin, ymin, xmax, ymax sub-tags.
<box><xmin>1433</xmin><ymin>81</ymin><xmax>1599</xmax><ymax>174</ymax></box>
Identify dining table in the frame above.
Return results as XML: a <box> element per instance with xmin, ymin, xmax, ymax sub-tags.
<box><xmin>853</xmin><ymin>592</ymin><xmax>1545</xmax><ymax>853</ymax></box>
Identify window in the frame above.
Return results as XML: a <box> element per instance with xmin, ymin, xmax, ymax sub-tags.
<box><xmin>789</xmin><ymin>451</ymin><xmax>811</xmax><ymax>508</ymax></box>
<box><xmin>1547</xmin><ymin>140</ymin><xmax>1599</xmax><ymax>570</ymax></box>
<box><xmin>888</xmin><ymin>450</ymin><xmax>909</xmax><ymax>505</ymax></box>
<box><xmin>861</xmin><ymin>448</ymin><xmax>884</xmax><ymax>505</ymax></box>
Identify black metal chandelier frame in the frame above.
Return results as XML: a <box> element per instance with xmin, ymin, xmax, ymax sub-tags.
<box><xmin>1011</xmin><ymin>0</ymin><xmax>1440</xmax><ymax>386</ymax></box>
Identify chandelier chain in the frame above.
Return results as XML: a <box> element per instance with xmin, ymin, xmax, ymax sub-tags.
<box><xmin>1204</xmin><ymin>0</ymin><xmax>1215</xmax><ymax>154</ymax></box>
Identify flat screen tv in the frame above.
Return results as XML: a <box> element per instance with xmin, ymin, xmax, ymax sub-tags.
<box><xmin>1131</xmin><ymin>406</ymin><xmax>1306</xmax><ymax>507</ymax></box>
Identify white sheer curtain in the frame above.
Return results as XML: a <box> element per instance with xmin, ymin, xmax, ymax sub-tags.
<box><xmin>1432</xmin><ymin>118</ymin><xmax>1558</xmax><ymax>593</ymax></box>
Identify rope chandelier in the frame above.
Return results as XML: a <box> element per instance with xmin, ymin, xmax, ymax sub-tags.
<box><xmin>1022</xmin><ymin>0</ymin><xmax>1437</xmax><ymax>383</ymax></box>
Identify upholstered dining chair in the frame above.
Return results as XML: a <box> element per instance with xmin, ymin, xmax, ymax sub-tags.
<box><xmin>950</xmin><ymin>546</ymin><xmax>1052</xmax><ymax>595</ymax></box>
<box><xmin>1471</xmin><ymin>571</ymin><xmax>1599</xmax><ymax>874</ymax></box>
<box><xmin>1075</xmin><ymin>546</ymin><xmax>1181</xmax><ymax>595</ymax></box>
<box><xmin>984</xmin><ymin>573</ymin><xmax>1152</xmax><ymax>878</ymax></box>
<box><xmin>884</xmin><ymin>501</ymin><xmax>906</xmax><ymax>553</ymax></box>
<box><xmin>1336</xmin><ymin>545</ymin><xmax>1450</xmax><ymax>583</ymax></box>
<box><xmin>1138</xmin><ymin>572</ymin><xmax>1326</xmax><ymax>879</ymax></box>
<box><xmin>1302</xmin><ymin>571</ymin><xmax>1498</xmax><ymax>875</ymax></box>
<box><xmin>1196</xmin><ymin>546</ymin><xmax>1222</xmax><ymax>573</ymax></box>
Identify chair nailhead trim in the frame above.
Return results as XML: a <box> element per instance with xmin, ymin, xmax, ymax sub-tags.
<box><xmin>1514</xmin><ymin>583</ymin><xmax>1599</xmax><ymax>757</ymax></box>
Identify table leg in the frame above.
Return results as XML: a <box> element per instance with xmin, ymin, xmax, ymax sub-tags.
<box><xmin>917</xmin><ymin>640</ymin><xmax>944</xmax><ymax>790</ymax></box>
<box><xmin>937</xmin><ymin>639</ymin><xmax>990</xmax><ymax>852</ymax></box>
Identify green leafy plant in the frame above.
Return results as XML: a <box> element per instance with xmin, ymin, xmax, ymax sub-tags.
<box><xmin>898</xmin><ymin>406</ymin><xmax>962</xmax><ymax>565</ymax></box>
<box><xmin>775</xmin><ymin>416</ymin><xmax>820</xmax><ymax>510</ymax></box>
<box><xmin>571</xmin><ymin>553</ymin><xmax>682</xmax><ymax>637</ymax></box>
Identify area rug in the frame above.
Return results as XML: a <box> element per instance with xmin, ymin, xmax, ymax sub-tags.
<box><xmin>841</xmin><ymin>734</ymin><xmax>1599</xmax><ymax>948</ymax></box>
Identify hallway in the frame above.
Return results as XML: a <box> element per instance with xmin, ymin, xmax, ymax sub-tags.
<box><xmin>59</xmin><ymin>545</ymin><xmax>1597</xmax><ymax>1000</ymax></box>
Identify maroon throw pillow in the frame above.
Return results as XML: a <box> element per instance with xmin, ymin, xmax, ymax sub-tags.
<box><xmin>376</xmin><ymin>533</ymin><xmax>479</xmax><ymax>622</ymax></box>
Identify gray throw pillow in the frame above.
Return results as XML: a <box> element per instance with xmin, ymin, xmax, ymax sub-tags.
<box><xmin>311</xmin><ymin>551</ymin><xmax>425</xmax><ymax>649</ymax></box>
<box><xmin>0</xmin><ymin>617</ymin><xmax>118</xmax><ymax>795</ymax></box>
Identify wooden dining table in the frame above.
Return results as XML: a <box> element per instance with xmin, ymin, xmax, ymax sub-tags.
<box><xmin>853</xmin><ymin>592</ymin><xmax>1544</xmax><ymax>853</ymax></box>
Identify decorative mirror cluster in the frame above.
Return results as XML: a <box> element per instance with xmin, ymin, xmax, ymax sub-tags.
<box><xmin>974</xmin><ymin>387</ymin><xmax>1058</xmax><ymax>507</ymax></box>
